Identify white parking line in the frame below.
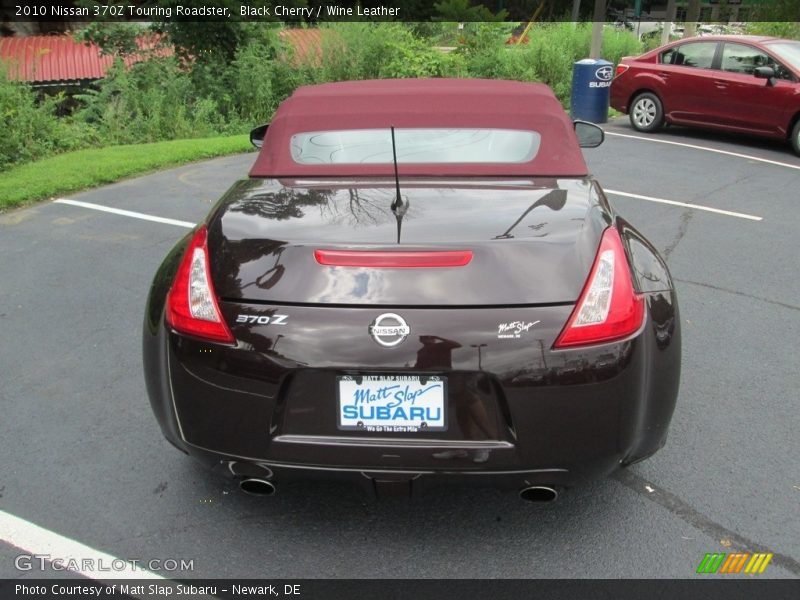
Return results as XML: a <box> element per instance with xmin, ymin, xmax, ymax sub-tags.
<box><xmin>0</xmin><ymin>509</ymin><xmax>223</xmax><ymax>599</ymax></box>
<box><xmin>0</xmin><ymin>509</ymin><xmax>163</xmax><ymax>580</ymax></box>
<box><xmin>54</xmin><ymin>199</ymin><xmax>195</xmax><ymax>229</ymax></box>
<box><xmin>605</xmin><ymin>131</ymin><xmax>800</xmax><ymax>172</ymax></box>
<box><xmin>605</xmin><ymin>189</ymin><xmax>762</xmax><ymax>221</ymax></box>
<box><xmin>55</xmin><ymin>188</ymin><xmax>761</xmax><ymax>230</ymax></box>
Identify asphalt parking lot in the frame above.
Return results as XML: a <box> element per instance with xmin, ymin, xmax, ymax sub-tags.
<box><xmin>0</xmin><ymin>118</ymin><xmax>798</xmax><ymax>580</ymax></box>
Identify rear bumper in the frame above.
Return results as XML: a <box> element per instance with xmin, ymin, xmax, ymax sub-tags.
<box><xmin>609</xmin><ymin>80</ymin><xmax>630</xmax><ymax>114</ymax></box>
<box><xmin>144</xmin><ymin>293</ymin><xmax>680</xmax><ymax>489</ymax></box>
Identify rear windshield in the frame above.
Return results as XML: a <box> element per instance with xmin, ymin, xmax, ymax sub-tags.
<box><xmin>290</xmin><ymin>128</ymin><xmax>542</xmax><ymax>165</ymax></box>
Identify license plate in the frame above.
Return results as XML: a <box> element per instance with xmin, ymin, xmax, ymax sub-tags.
<box><xmin>337</xmin><ymin>375</ymin><xmax>447</xmax><ymax>432</ymax></box>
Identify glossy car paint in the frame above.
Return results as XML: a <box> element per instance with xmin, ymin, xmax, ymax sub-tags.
<box><xmin>610</xmin><ymin>35</ymin><xmax>800</xmax><ymax>141</ymax></box>
<box><xmin>143</xmin><ymin>175</ymin><xmax>681</xmax><ymax>495</ymax></box>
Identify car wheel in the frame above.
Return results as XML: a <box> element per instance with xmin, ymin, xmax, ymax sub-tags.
<box><xmin>791</xmin><ymin>120</ymin><xmax>800</xmax><ymax>156</ymax></box>
<box><xmin>629</xmin><ymin>92</ymin><xmax>664</xmax><ymax>133</ymax></box>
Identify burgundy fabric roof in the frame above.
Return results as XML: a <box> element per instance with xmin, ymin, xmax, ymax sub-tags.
<box><xmin>250</xmin><ymin>78</ymin><xmax>587</xmax><ymax>178</ymax></box>
<box><xmin>0</xmin><ymin>35</ymin><xmax>169</xmax><ymax>84</ymax></box>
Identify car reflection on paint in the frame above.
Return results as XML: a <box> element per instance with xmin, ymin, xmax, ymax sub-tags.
<box><xmin>143</xmin><ymin>79</ymin><xmax>681</xmax><ymax>501</ymax></box>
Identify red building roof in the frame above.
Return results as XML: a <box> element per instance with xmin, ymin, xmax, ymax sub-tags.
<box><xmin>277</xmin><ymin>28</ymin><xmax>328</xmax><ymax>66</ymax></box>
<box><xmin>0</xmin><ymin>35</ymin><xmax>169</xmax><ymax>84</ymax></box>
<box><xmin>0</xmin><ymin>31</ymin><xmax>321</xmax><ymax>84</ymax></box>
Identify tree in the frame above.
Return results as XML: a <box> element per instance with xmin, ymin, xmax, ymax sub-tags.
<box><xmin>589</xmin><ymin>0</ymin><xmax>605</xmax><ymax>59</ymax></box>
<box><xmin>683</xmin><ymin>0</ymin><xmax>701</xmax><ymax>38</ymax></box>
<box><xmin>433</xmin><ymin>0</ymin><xmax>508</xmax><ymax>22</ymax></box>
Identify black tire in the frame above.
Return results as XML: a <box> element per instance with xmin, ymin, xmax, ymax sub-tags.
<box><xmin>629</xmin><ymin>92</ymin><xmax>664</xmax><ymax>133</ymax></box>
<box><xmin>791</xmin><ymin>119</ymin><xmax>800</xmax><ymax>156</ymax></box>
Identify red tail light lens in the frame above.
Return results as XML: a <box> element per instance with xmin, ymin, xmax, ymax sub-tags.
<box><xmin>314</xmin><ymin>249</ymin><xmax>473</xmax><ymax>268</ymax></box>
<box><xmin>554</xmin><ymin>226</ymin><xmax>644</xmax><ymax>349</ymax></box>
<box><xmin>615</xmin><ymin>64</ymin><xmax>630</xmax><ymax>77</ymax></box>
<box><xmin>166</xmin><ymin>226</ymin><xmax>235</xmax><ymax>344</ymax></box>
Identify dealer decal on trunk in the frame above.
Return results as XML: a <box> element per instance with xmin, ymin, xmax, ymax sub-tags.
<box><xmin>497</xmin><ymin>320</ymin><xmax>540</xmax><ymax>339</ymax></box>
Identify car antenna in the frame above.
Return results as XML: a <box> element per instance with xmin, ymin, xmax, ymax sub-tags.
<box><xmin>390</xmin><ymin>126</ymin><xmax>408</xmax><ymax>243</ymax></box>
<box><xmin>390</xmin><ymin>126</ymin><xmax>403</xmax><ymax>212</ymax></box>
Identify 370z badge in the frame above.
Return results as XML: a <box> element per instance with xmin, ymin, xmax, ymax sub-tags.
<box><xmin>235</xmin><ymin>314</ymin><xmax>288</xmax><ymax>325</ymax></box>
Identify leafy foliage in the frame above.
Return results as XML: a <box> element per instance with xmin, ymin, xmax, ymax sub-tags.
<box><xmin>2</xmin><ymin>21</ymin><xmax>648</xmax><ymax>172</ymax></box>
<box><xmin>0</xmin><ymin>67</ymin><xmax>88</xmax><ymax>170</ymax></box>
<box><xmin>433</xmin><ymin>0</ymin><xmax>508</xmax><ymax>21</ymax></box>
<box><xmin>746</xmin><ymin>21</ymin><xmax>800</xmax><ymax>41</ymax></box>
<box><xmin>460</xmin><ymin>23</ymin><xmax>643</xmax><ymax>103</ymax></box>
<box><xmin>76</xmin><ymin>57</ymin><xmax>228</xmax><ymax>143</ymax></box>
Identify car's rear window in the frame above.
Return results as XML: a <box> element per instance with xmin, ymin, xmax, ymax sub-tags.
<box><xmin>289</xmin><ymin>128</ymin><xmax>542</xmax><ymax>165</ymax></box>
<box><xmin>661</xmin><ymin>42</ymin><xmax>717</xmax><ymax>69</ymax></box>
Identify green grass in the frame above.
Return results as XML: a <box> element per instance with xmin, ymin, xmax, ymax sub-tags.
<box><xmin>0</xmin><ymin>135</ymin><xmax>253</xmax><ymax>211</ymax></box>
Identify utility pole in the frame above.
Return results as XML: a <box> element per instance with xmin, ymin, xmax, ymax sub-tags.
<box><xmin>661</xmin><ymin>0</ymin><xmax>677</xmax><ymax>46</ymax></box>
<box><xmin>589</xmin><ymin>0</ymin><xmax>606</xmax><ymax>59</ymax></box>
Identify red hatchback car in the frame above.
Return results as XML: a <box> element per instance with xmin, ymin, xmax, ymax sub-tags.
<box><xmin>610</xmin><ymin>35</ymin><xmax>800</xmax><ymax>155</ymax></box>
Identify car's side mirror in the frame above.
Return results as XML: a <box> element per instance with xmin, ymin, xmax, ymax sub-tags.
<box><xmin>250</xmin><ymin>123</ymin><xmax>269</xmax><ymax>149</ymax></box>
<box><xmin>754</xmin><ymin>66</ymin><xmax>776</xmax><ymax>86</ymax></box>
<box><xmin>574</xmin><ymin>120</ymin><xmax>605</xmax><ymax>148</ymax></box>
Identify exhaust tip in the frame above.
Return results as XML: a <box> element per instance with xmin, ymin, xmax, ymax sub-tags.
<box><xmin>519</xmin><ymin>486</ymin><xmax>558</xmax><ymax>503</ymax></box>
<box><xmin>239</xmin><ymin>478</ymin><xmax>276</xmax><ymax>496</ymax></box>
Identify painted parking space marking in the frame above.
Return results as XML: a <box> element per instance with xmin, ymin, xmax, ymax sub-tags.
<box><xmin>54</xmin><ymin>199</ymin><xmax>195</xmax><ymax>229</ymax></box>
<box><xmin>0</xmin><ymin>509</ymin><xmax>224</xmax><ymax>598</ymax></box>
<box><xmin>605</xmin><ymin>131</ymin><xmax>800</xmax><ymax>172</ymax></box>
<box><xmin>56</xmin><ymin>185</ymin><xmax>762</xmax><ymax>236</ymax></box>
<box><xmin>0</xmin><ymin>509</ymin><xmax>164</xmax><ymax>580</ymax></box>
<box><xmin>605</xmin><ymin>189</ymin><xmax>762</xmax><ymax>221</ymax></box>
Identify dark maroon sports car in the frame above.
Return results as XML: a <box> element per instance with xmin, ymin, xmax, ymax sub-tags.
<box><xmin>143</xmin><ymin>79</ymin><xmax>680</xmax><ymax>501</ymax></box>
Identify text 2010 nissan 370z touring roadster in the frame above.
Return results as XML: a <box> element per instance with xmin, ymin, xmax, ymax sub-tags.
<box><xmin>143</xmin><ymin>79</ymin><xmax>680</xmax><ymax>501</ymax></box>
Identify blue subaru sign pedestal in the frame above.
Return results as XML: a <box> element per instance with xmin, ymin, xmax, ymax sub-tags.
<box><xmin>570</xmin><ymin>59</ymin><xmax>614</xmax><ymax>124</ymax></box>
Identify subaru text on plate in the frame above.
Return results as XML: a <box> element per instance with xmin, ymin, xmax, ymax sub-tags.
<box><xmin>143</xmin><ymin>79</ymin><xmax>681</xmax><ymax>501</ymax></box>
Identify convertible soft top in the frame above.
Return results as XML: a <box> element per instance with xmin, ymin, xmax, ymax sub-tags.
<box><xmin>249</xmin><ymin>78</ymin><xmax>588</xmax><ymax>178</ymax></box>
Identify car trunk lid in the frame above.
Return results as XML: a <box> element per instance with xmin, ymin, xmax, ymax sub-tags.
<box><xmin>207</xmin><ymin>177</ymin><xmax>605</xmax><ymax>307</ymax></box>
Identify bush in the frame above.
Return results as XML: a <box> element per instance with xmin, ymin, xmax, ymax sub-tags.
<box><xmin>230</xmin><ymin>32</ymin><xmax>313</xmax><ymax>124</ymax></box>
<box><xmin>602</xmin><ymin>27</ymin><xmax>644</xmax><ymax>66</ymax></box>
<box><xmin>310</xmin><ymin>23</ymin><xmax>464</xmax><ymax>83</ymax></box>
<box><xmin>746</xmin><ymin>22</ymin><xmax>800</xmax><ymax>40</ymax></box>
<box><xmin>77</xmin><ymin>57</ymin><xmax>228</xmax><ymax>144</ymax></box>
<box><xmin>0</xmin><ymin>66</ymin><xmax>87</xmax><ymax>170</ymax></box>
<box><xmin>460</xmin><ymin>23</ymin><xmax>642</xmax><ymax>105</ymax></box>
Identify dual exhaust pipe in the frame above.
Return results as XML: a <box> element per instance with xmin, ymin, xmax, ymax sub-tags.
<box><xmin>238</xmin><ymin>477</ymin><xmax>557</xmax><ymax>503</ymax></box>
<box><xmin>230</xmin><ymin>461</ymin><xmax>276</xmax><ymax>496</ymax></box>
<box><xmin>519</xmin><ymin>486</ymin><xmax>559</xmax><ymax>503</ymax></box>
<box><xmin>239</xmin><ymin>478</ymin><xmax>276</xmax><ymax>496</ymax></box>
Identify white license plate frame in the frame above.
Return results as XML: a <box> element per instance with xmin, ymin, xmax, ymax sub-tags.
<box><xmin>336</xmin><ymin>374</ymin><xmax>447</xmax><ymax>433</ymax></box>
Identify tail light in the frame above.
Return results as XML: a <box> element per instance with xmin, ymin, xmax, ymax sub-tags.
<box><xmin>314</xmin><ymin>249</ymin><xmax>473</xmax><ymax>268</ymax></box>
<box><xmin>166</xmin><ymin>226</ymin><xmax>235</xmax><ymax>344</ymax></box>
<box><xmin>554</xmin><ymin>226</ymin><xmax>644</xmax><ymax>349</ymax></box>
<box><xmin>615</xmin><ymin>64</ymin><xmax>630</xmax><ymax>77</ymax></box>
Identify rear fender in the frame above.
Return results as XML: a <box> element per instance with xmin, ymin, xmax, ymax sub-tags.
<box><xmin>143</xmin><ymin>231</ymin><xmax>195</xmax><ymax>452</ymax></box>
<box><xmin>617</xmin><ymin>218</ymin><xmax>674</xmax><ymax>294</ymax></box>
